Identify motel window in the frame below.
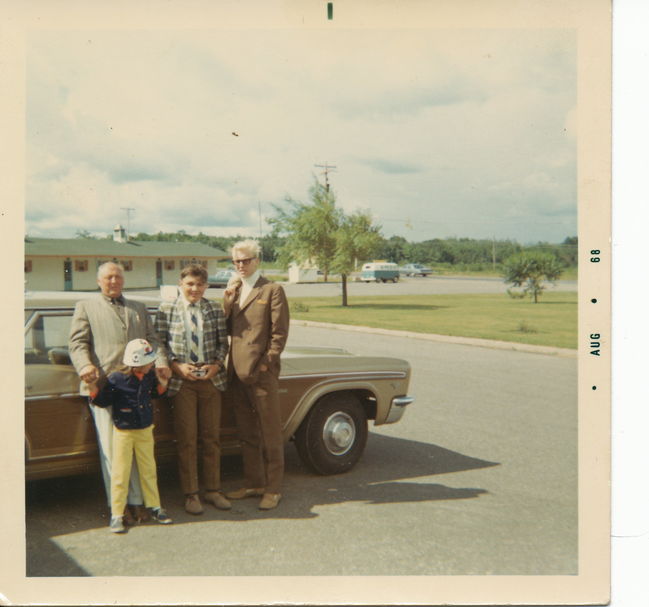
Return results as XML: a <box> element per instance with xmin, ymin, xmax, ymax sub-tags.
<box><xmin>121</xmin><ymin>260</ymin><xmax>133</xmax><ymax>271</ymax></box>
<box><xmin>179</xmin><ymin>259</ymin><xmax>207</xmax><ymax>269</ymax></box>
<box><xmin>25</xmin><ymin>260</ymin><xmax>32</xmax><ymax>273</ymax></box>
<box><xmin>164</xmin><ymin>260</ymin><xmax>175</xmax><ymax>271</ymax></box>
<box><xmin>74</xmin><ymin>260</ymin><xmax>88</xmax><ymax>272</ymax></box>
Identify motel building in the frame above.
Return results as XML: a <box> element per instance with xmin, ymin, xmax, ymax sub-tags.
<box><xmin>24</xmin><ymin>225</ymin><xmax>229</xmax><ymax>291</ymax></box>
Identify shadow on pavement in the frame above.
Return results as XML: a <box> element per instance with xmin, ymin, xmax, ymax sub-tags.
<box><xmin>26</xmin><ymin>433</ymin><xmax>498</xmax><ymax>574</ymax></box>
<box><xmin>218</xmin><ymin>432</ymin><xmax>497</xmax><ymax>520</ymax></box>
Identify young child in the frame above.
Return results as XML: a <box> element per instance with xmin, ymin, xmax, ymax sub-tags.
<box><xmin>88</xmin><ymin>338</ymin><xmax>173</xmax><ymax>533</ymax></box>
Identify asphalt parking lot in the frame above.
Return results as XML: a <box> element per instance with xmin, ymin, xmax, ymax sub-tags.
<box><xmin>25</xmin><ymin>324</ymin><xmax>577</xmax><ymax>579</ymax></box>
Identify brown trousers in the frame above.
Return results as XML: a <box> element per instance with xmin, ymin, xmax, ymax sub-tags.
<box><xmin>171</xmin><ymin>380</ymin><xmax>222</xmax><ymax>495</ymax></box>
<box><xmin>230</xmin><ymin>371</ymin><xmax>284</xmax><ymax>494</ymax></box>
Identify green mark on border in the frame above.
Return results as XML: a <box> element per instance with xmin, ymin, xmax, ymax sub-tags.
<box><xmin>328</xmin><ymin>2</ymin><xmax>333</xmax><ymax>20</ymax></box>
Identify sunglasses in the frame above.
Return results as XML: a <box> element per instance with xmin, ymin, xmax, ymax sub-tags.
<box><xmin>232</xmin><ymin>257</ymin><xmax>256</xmax><ymax>266</ymax></box>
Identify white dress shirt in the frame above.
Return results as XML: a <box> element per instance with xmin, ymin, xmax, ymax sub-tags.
<box><xmin>240</xmin><ymin>270</ymin><xmax>261</xmax><ymax>307</ymax></box>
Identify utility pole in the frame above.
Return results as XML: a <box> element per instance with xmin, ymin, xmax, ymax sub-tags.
<box><xmin>120</xmin><ymin>207</ymin><xmax>135</xmax><ymax>241</ymax></box>
<box><xmin>314</xmin><ymin>162</ymin><xmax>337</xmax><ymax>191</ymax></box>
<box><xmin>258</xmin><ymin>201</ymin><xmax>263</xmax><ymax>240</ymax></box>
<box><xmin>492</xmin><ymin>236</ymin><xmax>496</xmax><ymax>271</ymax></box>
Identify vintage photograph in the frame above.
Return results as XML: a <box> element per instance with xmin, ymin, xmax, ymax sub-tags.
<box><xmin>5</xmin><ymin>0</ymin><xmax>611</xmax><ymax>604</ymax></box>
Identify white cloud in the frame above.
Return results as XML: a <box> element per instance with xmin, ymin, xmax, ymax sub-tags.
<box><xmin>26</xmin><ymin>28</ymin><xmax>577</xmax><ymax>243</ymax></box>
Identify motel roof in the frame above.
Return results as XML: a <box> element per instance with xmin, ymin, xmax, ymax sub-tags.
<box><xmin>24</xmin><ymin>237</ymin><xmax>228</xmax><ymax>259</ymax></box>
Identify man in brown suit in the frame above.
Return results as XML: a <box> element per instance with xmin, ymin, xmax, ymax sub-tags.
<box><xmin>223</xmin><ymin>240</ymin><xmax>289</xmax><ymax>510</ymax></box>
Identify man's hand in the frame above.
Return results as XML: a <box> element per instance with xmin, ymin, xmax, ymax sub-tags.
<box><xmin>172</xmin><ymin>361</ymin><xmax>199</xmax><ymax>381</ymax></box>
<box><xmin>197</xmin><ymin>362</ymin><xmax>222</xmax><ymax>380</ymax></box>
<box><xmin>155</xmin><ymin>366</ymin><xmax>172</xmax><ymax>381</ymax></box>
<box><xmin>79</xmin><ymin>364</ymin><xmax>99</xmax><ymax>384</ymax></box>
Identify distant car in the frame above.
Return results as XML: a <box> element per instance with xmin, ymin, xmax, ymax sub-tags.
<box><xmin>399</xmin><ymin>263</ymin><xmax>432</xmax><ymax>277</ymax></box>
<box><xmin>208</xmin><ymin>268</ymin><xmax>236</xmax><ymax>288</ymax></box>
<box><xmin>25</xmin><ymin>295</ymin><xmax>415</xmax><ymax>479</ymax></box>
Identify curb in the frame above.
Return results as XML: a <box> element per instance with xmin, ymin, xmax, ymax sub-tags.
<box><xmin>290</xmin><ymin>319</ymin><xmax>577</xmax><ymax>358</ymax></box>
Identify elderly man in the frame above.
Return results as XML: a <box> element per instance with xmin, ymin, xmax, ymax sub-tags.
<box><xmin>154</xmin><ymin>264</ymin><xmax>231</xmax><ymax>515</ymax></box>
<box><xmin>223</xmin><ymin>240</ymin><xmax>289</xmax><ymax>510</ymax></box>
<box><xmin>69</xmin><ymin>262</ymin><xmax>170</xmax><ymax>524</ymax></box>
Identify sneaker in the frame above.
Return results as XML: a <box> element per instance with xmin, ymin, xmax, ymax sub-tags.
<box><xmin>150</xmin><ymin>507</ymin><xmax>173</xmax><ymax>524</ymax></box>
<box><xmin>110</xmin><ymin>516</ymin><xmax>127</xmax><ymax>533</ymax></box>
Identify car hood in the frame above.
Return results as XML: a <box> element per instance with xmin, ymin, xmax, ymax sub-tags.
<box><xmin>280</xmin><ymin>346</ymin><xmax>410</xmax><ymax>376</ymax></box>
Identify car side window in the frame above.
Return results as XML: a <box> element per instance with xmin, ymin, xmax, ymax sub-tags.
<box><xmin>25</xmin><ymin>312</ymin><xmax>72</xmax><ymax>365</ymax></box>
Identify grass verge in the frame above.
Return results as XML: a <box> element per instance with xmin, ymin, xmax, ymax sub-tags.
<box><xmin>289</xmin><ymin>292</ymin><xmax>577</xmax><ymax>349</ymax></box>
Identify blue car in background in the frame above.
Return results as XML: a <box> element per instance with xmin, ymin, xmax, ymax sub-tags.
<box><xmin>399</xmin><ymin>263</ymin><xmax>432</xmax><ymax>277</ymax></box>
<box><xmin>208</xmin><ymin>269</ymin><xmax>236</xmax><ymax>288</ymax></box>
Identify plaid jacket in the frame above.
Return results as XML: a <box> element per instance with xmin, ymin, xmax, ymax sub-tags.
<box><xmin>154</xmin><ymin>297</ymin><xmax>228</xmax><ymax>395</ymax></box>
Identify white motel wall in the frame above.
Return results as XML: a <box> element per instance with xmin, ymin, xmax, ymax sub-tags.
<box><xmin>24</xmin><ymin>237</ymin><xmax>229</xmax><ymax>292</ymax></box>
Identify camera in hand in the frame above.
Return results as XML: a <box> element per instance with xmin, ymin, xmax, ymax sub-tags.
<box><xmin>193</xmin><ymin>363</ymin><xmax>207</xmax><ymax>378</ymax></box>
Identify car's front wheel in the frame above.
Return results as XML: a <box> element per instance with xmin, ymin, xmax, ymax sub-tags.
<box><xmin>294</xmin><ymin>393</ymin><xmax>368</xmax><ymax>475</ymax></box>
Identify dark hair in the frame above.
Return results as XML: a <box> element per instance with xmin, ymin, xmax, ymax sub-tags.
<box><xmin>180</xmin><ymin>264</ymin><xmax>208</xmax><ymax>283</ymax></box>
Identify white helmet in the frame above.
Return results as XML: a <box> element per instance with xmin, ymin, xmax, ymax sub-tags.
<box><xmin>123</xmin><ymin>338</ymin><xmax>156</xmax><ymax>366</ymax></box>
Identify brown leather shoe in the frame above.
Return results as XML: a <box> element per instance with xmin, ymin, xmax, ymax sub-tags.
<box><xmin>123</xmin><ymin>505</ymin><xmax>136</xmax><ymax>526</ymax></box>
<box><xmin>132</xmin><ymin>504</ymin><xmax>150</xmax><ymax>523</ymax></box>
<box><xmin>184</xmin><ymin>493</ymin><xmax>204</xmax><ymax>515</ymax></box>
<box><xmin>225</xmin><ymin>487</ymin><xmax>264</xmax><ymax>500</ymax></box>
<box><xmin>204</xmin><ymin>491</ymin><xmax>232</xmax><ymax>510</ymax></box>
<box><xmin>258</xmin><ymin>493</ymin><xmax>282</xmax><ymax>510</ymax></box>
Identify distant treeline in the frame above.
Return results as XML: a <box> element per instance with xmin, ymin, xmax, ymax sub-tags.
<box><xmin>79</xmin><ymin>229</ymin><xmax>578</xmax><ymax>269</ymax></box>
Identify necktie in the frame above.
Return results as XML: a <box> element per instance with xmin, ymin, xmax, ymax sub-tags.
<box><xmin>189</xmin><ymin>304</ymin><xmax>200</xmax><ymax>363</ymax></box>
<box><xmin>111</xmin><ymin>297</ymin><xmax>125</xmax><ymax>323</ymax></box>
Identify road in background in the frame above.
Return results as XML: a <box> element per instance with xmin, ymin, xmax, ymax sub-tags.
<box><xmin>26</xmin><ymin>324</ymin><xmax>576</xmax><ymax>577</ymax></box>
<box><xmin>278</xmin><ymin>275</ymin><xmax>576</xmax><ymax>298</ymax></box>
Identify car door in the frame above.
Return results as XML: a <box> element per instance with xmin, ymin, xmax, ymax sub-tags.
<box><xmin>24</xmin><ymin>309</ymin><xmax>98</xmax><ymax>478</ymax></box>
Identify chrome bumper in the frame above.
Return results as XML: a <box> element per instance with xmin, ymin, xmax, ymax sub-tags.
<box><xmin>384</xmin><ymin>395</ymin><xmax>414</xmax><ymax>424</ymax></box>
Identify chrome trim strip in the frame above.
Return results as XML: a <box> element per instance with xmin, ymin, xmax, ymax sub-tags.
<box><xmin>280</xmin><ymin>371</ymin><xmax>406</xmax><ymax>381</ymax></box>
<box><xmin>392</xmin><ymin>395</ymin><xmax>415</xmax><ymax>407</ymax></box>
<box><xmin>29</xmin><ymin>451</ymin><xmax>91</xmax><ymax>461</ymax></box>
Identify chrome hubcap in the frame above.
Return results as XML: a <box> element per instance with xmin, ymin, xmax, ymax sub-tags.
<box><xmin>322</xmin><ymin>412</ymin><xmax>356</xmax><ymax>455</ymax></box>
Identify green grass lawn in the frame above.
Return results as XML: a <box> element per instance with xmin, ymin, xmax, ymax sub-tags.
<box><xmin>289</xmin><ymin>292</ymin><xmax>577</xmax><ymax>349</ymax></box>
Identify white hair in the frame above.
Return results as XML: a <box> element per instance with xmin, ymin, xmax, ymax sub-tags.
<box><xmin>231</xmin><ymin>239</ymin><xmax>261</xmax><ymax>259</ymax></box>
<box><xmin>97</xmin><ymin>261</ymin><xmax>124</xmax><ymax>280</ymax></box>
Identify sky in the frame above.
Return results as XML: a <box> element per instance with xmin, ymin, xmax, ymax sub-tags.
<box><xmin>25</xmin><ymin>27</ymin><xmax>576</xmax><ymax>244</ymax></box>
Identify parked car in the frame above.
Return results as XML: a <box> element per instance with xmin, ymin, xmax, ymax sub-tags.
<box><xmin>25</xmin><ymin>295</ymin><xmax>414</xmax><ymax>479</ymax></box>
<box><xmin>208</xmin><ymin>268</ymin><xmax>236</xmax><ymax>288</ymax></box>
<box><xmin>399</xmin><ymin>263</ymin><xmax>433</xmax><ymax>277</ymax></box>
<box><xmin>360</xmin><ymin>262</ymin><xmax>400</xmax><ymax>283</ymax></box>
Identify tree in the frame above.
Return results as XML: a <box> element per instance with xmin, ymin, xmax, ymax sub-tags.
<box><xmin>269</xmin><ymin>180</ymin><xmax>341</xmax><ymax>281</ymax></box>
<box><xmin>502</xmin><ymin>252</ymin><xmax>563</xmax><ymax>303</ymax></box>
<box><xmin>270</xmin><ymin>178</ymin><xmax>382</xmax><ymax>306</ymax></box>
<box><xmin>75</xmin><ymin>229</ymin><xmax>96</xmax><ymax>239</ymax></box>
<box><xmin>332</xmin><ymin>210</ymin><xmax>382</xmax><ymax>306</ymax></box>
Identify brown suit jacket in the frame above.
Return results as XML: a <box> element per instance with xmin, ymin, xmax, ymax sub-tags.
<box><xmin>223</xmin><ymin>275</ymin><xmax>289</xmax><ymax>384</ymax></box>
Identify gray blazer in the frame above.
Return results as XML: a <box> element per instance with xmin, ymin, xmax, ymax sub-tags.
<box><xmin>68</xmin><ymin>295</ymin><xmax>162</xmax><ymax>395</ymax></box>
